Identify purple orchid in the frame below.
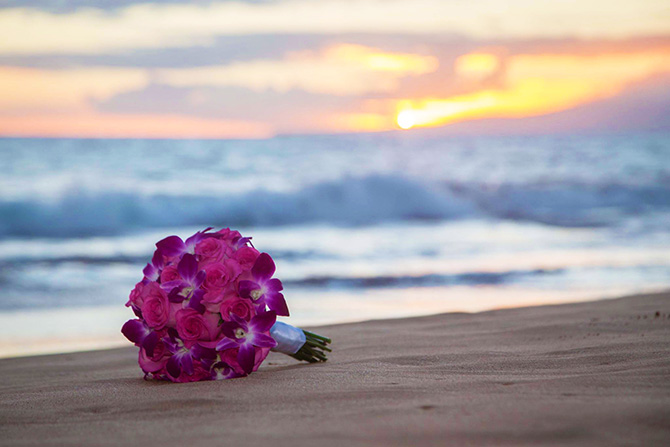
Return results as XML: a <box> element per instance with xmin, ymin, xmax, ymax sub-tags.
<box><xmin>216</xmin><ymin>311</ymin><xmax>278</xmax><ymax>374</ymax></box>
<box><xmin>122</xmin><ymin>319</ymin><xmax>159</xmax><ymax>357</ymax></box>
<box><xmin>142</xmin><ymin>249</ymin><xmax>164</xmax><ymax>282</ymax></box>
<box><xmin>155</xmin><ymin>228</ymin><xmax>213</xmax><ymax>258</ymax></box>
<box><xmin>232</xmin><ymin>236</ymin><xmax>253</xmax><ymax>250</ymax></box>
<box><xmin>210</xmin><ymin>361</ymin><xmax>242</xmax><ymax>380</ymax></box>
<box><xmin>161</xmin><ymin>253</ymin><xmax>206</xmax><ymax>313</ymax></box>
<box><xmin>198</xmin><ymin>356</ymin><xmax>243</xmax><ymax>380</ymax></box>
<box><xmin>238</xmin><ymin>253</ymin><xmax>289</xmax><ymax>316</ymax></box>
<box><xmin>164</xmin><ymin>333</ymin><xmax>217</xmax><ymax>379</ymax></box>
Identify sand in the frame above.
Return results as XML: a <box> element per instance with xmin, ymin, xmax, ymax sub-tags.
<box><xmin>1</xmin><ymin>291</ymin><xmax>669</xmax><ymax>446</ymax></box>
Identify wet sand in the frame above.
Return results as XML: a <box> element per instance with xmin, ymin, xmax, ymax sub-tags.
<box><xmin>1</xmin><ymin>291</ymin><xmax>669</xmax><ymax>446</ymax></box>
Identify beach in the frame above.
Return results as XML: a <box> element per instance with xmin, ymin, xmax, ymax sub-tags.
<box><xmin>1</xmin><ymin>291</ymin><xmax>669</xmax><ymax>446</ymax></box>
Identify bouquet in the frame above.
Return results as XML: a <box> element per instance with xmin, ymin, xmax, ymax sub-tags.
<box><xmin>122</xmin><ymin>227</ymin><xmax>331</xmax><ymax>382</ymax></box>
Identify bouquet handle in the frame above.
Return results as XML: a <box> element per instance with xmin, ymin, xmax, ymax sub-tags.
<box><xmin>270</xmin><ymin>322</ymin><xmax>332</xmax><ymax>363</ymax></box>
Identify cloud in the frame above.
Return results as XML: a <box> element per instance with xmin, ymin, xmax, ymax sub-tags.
<box><xmin>454</xmin><ymin>53</ymin><xmax>501</xmax><ymax>80</ymax></box>
<box><xmin>0</xmin><ymin>112</ymin><xmax>272</xmax><ymax>138</ymax></box>
<box><xmin>1</xmin><ymin>1</ymin><xmax>668</xmax><ymax>55</ymax></box>
<box><xmin>96</xmin><ymin>83</ymin><xmax>353</xmax><ymax>125</ymax></box>
<box><xmin>0</xmin><ymin>66</ymin><xmax>149</xmax><ymax>112</ymax></box>
<box><xmin>395</xmin><ymin>49</ymin><xmax>670</xmax><ymax>128</ymax></box>
<box><xmin>157</xmin><ymin>44</ymin><xmax>438</xmax><ymax>95</ymax></box>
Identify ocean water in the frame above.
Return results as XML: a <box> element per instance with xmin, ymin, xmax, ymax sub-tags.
<box><xmin>1</xmin><ymin>132</ymin><xmax>669</xmax><ymax>357</ymax></box>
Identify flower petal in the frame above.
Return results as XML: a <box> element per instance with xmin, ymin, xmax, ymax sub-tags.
<box><xmin>252</xmin><ymin>333</ymin><xmax>278</xmax><ymax>348</ymax></box>
<box><xmin>156</xmin><ymin>235</ymin><xmax>185</xmax><ymax>258</ymax></box>
<box><xmin>167</xmin><ymin>286</ymin><xmax>186</xmax><ymax>303</ymax></box>
<box><xmin>151</xmin><ymin>249</ymin><xmax>164</xmax><ymax>269</ymax></box>
<box><xmin>178</xmin><ymin>253</ymin><xmax>198</xmax><ymax>282</ymax></box>
<box><xmin>250</xmin><ymin>310</ymin><xmax>277</xmax><ymax>333</ymax></box>
<box><xmin>265</xmin><ymin>278</ymin><xmax>283</xmax><ymax>293</ymax></box>
<box><xmin>180</xmin><ymin>353</ymin><xmax>194</xmax><ymax>376</ymax></box>
<box><xmin>121</xmin><ymin>319</ymin><xmax>147</xmax><ymax>344</ymax></box>
<box><xmin>142</xmin><ymin>331</ymin><xmax>159</xmax><ymax>357</ymax></box>
<box><xmin>229</xmin><ymin>313</ymin><xmax>249</xmax><ymax>332</ymax></box>
<box><xmin>237</xmin><ymin>343</ymin><xmax>255</xmax><ymax>374</ymax></box>
<box><xmin>238</xmin><ymin>280</ymin><xmax>259</xmax><ymax>299</ymax></box>
<box><xmin>252</xmin><ymin>253</ymin><xmax>275</xmax><ymax>282</ymax></box>
<box><xmin>216</xmin><ymin>337</ymin><xmax>239</xmax><ymax>351</ymax></box>
<box><xmin>220</xmin><ymin>321</ymin><xmax>239</xmax><ymax>339</ymax></box>
<box><xmin>187</xmin><ymin>289</ymin><xmax>206</xmax><ymax>313</ymax></box>
<box><xmin>193</xmin><ymin>270</ymin><xmax>206</xmax><ymax>288</ymax></box>
<box><xmin>191</xmin><ymin>344</ymin><xmax>216</xmax><ymax>361</ymax></box>
<box><xmin>184</xmin><ymin>232</ymin><xmax>205</xmax><ymax>253</ymax></box>
<box><xmin>211</xmin><ymin>361</ymin><xmax>239</xmax><ymax>380</ymax></box>
<box><xmin>166</xmin><ymin>355</ymin><xmax>181</xmax><ymax>378</ymax></box>
<box><xmin>265</xmin><ymin>292</ymin><xmax>290</xmax><ymax>317</ymax></box>
<box><xmin>142</xmin><ymin>263</ymin><xmax>159</xmax><ymax>282</ymax></box>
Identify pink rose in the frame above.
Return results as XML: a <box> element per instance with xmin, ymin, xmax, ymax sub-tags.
<box><xmin>159</xmin><ymin>265</ymin><xmax>180</xmax><ymax>283</ymax></box>
<box><xmin>195</xmin><ymin>238</ymin><xmax>227</xmax><ymax>265</ymax></box>
<box><xmin>233</xmin><ymin>246</ymin><xmax>260</xmax><ymax>270</ymax></box>
<box><xmin>216</xmin><ymin>228</ymin><xmax>242</xmax><ymax>242</ymax></box>
<box><xmin>202</xmin><ymin>288</ymin><xmax>225</xmax><ymax>312</ymax></box>
<box><xmin>220</xmin><ymin>348</ymin><xmax>244</xmax><ymax>375</ymax></box>
<box><xmin>202</xmin><ymin>311</ymin><xmax>221</xmax><ymax>338</ymax></box>
<box><xmin>141</xmin><ymin>283</ymin><xmax>170</xmax><ymax>329</ymax></box>
<box><xmin>175</xmin><ymin>308</ymin><xmax>210</xmax><ymax>341</ymax></box>
<box><xmin>220</xmin><ymin>295</ymin><xmax>255</xmax><ymax>322</ymax></box>
<box><xmin>174</xmin><ymin>361</ymin><xmax>212</xmax><ymax>383</ymax></box>
<box><xmin>253</xmin><ymin>347</ymin><xmax>272</xmax><ymax>372</ymax></box>
<box><xmin>138</xmin><ymin>340</ymin><xmax>168</xmax><ymax>373</ymax></box>
<box><xmin>219</xmin><ymin>344</ymin><xmax>270</xmax><ymax>376</ymax></box>
<box><xmin>203</xmin><ymin>259</ymin><xmax>242</xmax><ymax>291</ymax></box>
<box><xmin>126</xmin><ymin>281</ymin><xmax>145</xmax><ymax>307</ymax></box>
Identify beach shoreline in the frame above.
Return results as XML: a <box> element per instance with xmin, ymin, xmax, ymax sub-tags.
<box><xmin>1</xmin><ymin>291</ymin><xmax>669</xmax><ymax>446</ymax></box>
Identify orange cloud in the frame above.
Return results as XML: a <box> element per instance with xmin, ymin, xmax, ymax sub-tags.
<box><xmin>159</xmin><ymin>44</ymin><xmax>437</xmax><ymax>95</ymax></box>
<box><xmin>397</xmin><ymin>49</ymin><xmax>670</xmax><ymax>129</ymax></box>
<box><xmin>0</xmin><ymin>113</ymin><xmax>272</xmax><ymax>139</ymax></box>
<box><xmin>454</xmin><ymin>52</ymin><xmax>501</xmax><ymax>79</ymax></box>
<box><xmin>0</xmin><ymin>66</ymin><xmax>148</xmax><ymax>112</ymax></box>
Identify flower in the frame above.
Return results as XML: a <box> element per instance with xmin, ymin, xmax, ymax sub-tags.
<box><xmin>195</xmin><ymin>237</ymin><xmax>228</xmax><ymax>265</ymax></box>
<box><xmin>216</xmin><ymin>311</ymin><xmax>278</xmax><ymax>374</ymax></box>
<box><xmin>122</xmin><ymin>227</ymin><xmax>328</xmax><ymax>383</ymax></box>
<box><xmin>203</xmin><ymin>259</ymin><xmax>241</xmax><ymax>291</ymax></box>
<box><xmin>141</xmin><ymin>283</ymin><xmax>171</xmax><ymax>329</ymax></box>
<box><xmin>238</xmin><ymin>253</ymin><xmax>289</xmax><ymax>316</ymax></box>
<box><xmin>126</xmin><ymin>281</ymin><xmax>145</xmax><ymax>309</ymax></box>
<box><xmin>233</xmin><ymin>245</ymin><xmax>260</xmax><ymax>270</ymax></box>
<box><xmin>122</xmin><ymin>318</ymin><xmax>159</xmax><ymax>356</ymax></box>
<box><xmin>220</xmin><ymin>294</ymin><xmax>255</xmax><ymax>322</ymax></box>
<box><xmin>209</xmin><ymin>361</ymin><xmax>242</xmax><ymax>380</ymax></box>
<box><xmin>142</xmin><ymin>249</ymin><xmax>164</xmax><ymax>282</ymax></box>
<box><xmin>175</xmin><ymin>308</ymin><xmax>212</xmax><ymax>341</ymax></box>
<box><xmin>138</xmin><ymin>338</ymin><xmax>168</xmax><ymax>374</ymax></box>
<box><xmin>155</xmin><ymin>227</ymin><xmax>213</xmax><ymax>259</ymax></box>
<box><xmin>161</xmin><ymin>253</ymin><xmax>206</xmax><ymax>313</ymax></box>
<box><xmin>159</xmin><ymin>265</ymin><xmax>180</xmax><ymax>283</ymax></box>
<box><xmin>164</xmin><ymin>335</ymin><xmax>217</xmax><ymax>381</ymax></box>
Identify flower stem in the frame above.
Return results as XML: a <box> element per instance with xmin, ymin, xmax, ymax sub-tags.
<box><xmin>290</xmin><ymin>330</ymin><xmax>332</xmax><ymax>363</ymax></box>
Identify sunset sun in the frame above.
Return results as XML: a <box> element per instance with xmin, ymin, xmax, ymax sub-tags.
<box><xmin>396</xmin><ymin>110</ymin><xmax>415</xmax><ymax>129</ymax></box>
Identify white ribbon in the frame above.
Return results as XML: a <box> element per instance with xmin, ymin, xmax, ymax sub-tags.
<box><xmin>270</xmin><ymin>321</ymin><xmax>306</xmax><ymax>355</ymax></box>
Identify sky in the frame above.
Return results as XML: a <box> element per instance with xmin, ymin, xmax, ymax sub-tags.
<box><xmin>0</xmin><ymin>0</ymin><xmax>668</xmax><ymax>138</ymax></box>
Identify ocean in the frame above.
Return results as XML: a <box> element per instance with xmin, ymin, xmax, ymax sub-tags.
<box><xmin>1</xmin><ymin>132</ymin><xmax>669</xmax><ymax>357</ymax></box>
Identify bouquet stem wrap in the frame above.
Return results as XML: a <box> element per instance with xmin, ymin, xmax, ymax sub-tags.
<box><xmin>271</xmin><ymin>322</ymin><xmax>332</xmax><ymax>363</ymax></box>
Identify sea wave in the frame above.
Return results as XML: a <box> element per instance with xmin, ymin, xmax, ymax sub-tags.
<box><xmin>283</xmin><ymin>268</ymin><xmax>563</xmax><ymax>289</ymax></box>
<box><xmin>0</xmin><ymin>175</ymin><xmax>667</xmax><ymax>238</ymax></box>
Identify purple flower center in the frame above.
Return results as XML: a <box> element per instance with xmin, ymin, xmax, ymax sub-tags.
<box><xmin>234</xmin><ymin>328</ymin><xmax>247</xmax><ymax>339</ymax></box>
